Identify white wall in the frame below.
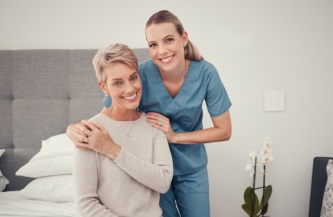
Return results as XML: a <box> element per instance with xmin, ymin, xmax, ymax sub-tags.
<box><xmin>1</xmin><ymin>0</ymin><xmax>333</xmax><ymax>216</ymax></box>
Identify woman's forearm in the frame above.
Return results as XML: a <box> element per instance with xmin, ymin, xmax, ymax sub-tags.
<box><xmin>171</xmin><ymin>110</ymin><xmax>232</xmax><ymax>145</ymax></box>
<box><xmin>113</xmin><ymin>131</ymin><xmax>173</xmax><ymax>193</ymax></box>
<box><xmin>172</xmin><ymin>126</ymin><xmax>231</xmax><ymax>144</ymax></box>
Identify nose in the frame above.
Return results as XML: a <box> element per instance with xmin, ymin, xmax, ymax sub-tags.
<box><xmin>124</xmin><ymin>81</ymin><xmax>135</xmax><ymax>93</ymax></box>
<box><xmin>158</xmin><ymin>44</ymin><xmax>168</xmax><ymax>56</ymax></box>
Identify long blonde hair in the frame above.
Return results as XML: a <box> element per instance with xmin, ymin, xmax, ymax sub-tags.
<box><xmin>146</xmin><ymin>10</ymin><xmax>203</xmax><ymax>60</ymax></box>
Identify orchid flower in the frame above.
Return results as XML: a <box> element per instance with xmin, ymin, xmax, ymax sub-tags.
<box><xmin>245</xmin><ymin>137</ymin><xmax>273</xmax><ymax>176</ymax></box>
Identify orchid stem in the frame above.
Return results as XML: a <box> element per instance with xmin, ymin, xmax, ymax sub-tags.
<box><xmin>251</xmin><ymin>156</ymin><xmax>257</xmax><ymax>217</ymax></box>
<box><xmin>261</xmin><ymin>164</ymin><xmax>266</xmax><ymax>217</ymax></box>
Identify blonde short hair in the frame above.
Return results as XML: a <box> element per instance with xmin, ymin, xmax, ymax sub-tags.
<box><xmin>92</xmin><ymin>43</ymin><xmax>138</xmax><ymax>82</ymax></box>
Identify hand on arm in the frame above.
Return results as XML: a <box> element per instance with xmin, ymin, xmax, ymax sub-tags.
<box><xmin>144</xmin><ymin>112</ymin><xmax>177</xmax><ymax>142</ymax></box>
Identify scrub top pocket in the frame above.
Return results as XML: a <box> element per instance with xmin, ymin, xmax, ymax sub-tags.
<box><xmin>179</xmin><ymin>107</ymin><xmax>202</xmax><ymax>131</ymax></box>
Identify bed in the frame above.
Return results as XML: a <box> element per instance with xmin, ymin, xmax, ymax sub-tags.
<box><xmin>0</xmin><ymin>48</ymin><xmax>150</xmax><ymax>216</ymax></box>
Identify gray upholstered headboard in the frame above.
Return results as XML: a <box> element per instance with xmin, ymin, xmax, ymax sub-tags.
<box><xmin>0</xmin><ymin>49</ymin><xmax>150</xmax><ymax>191</ymax></box>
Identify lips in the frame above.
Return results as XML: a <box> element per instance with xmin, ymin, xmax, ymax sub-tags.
<box><xmin>160</xmin><ymin>55</ymin><xmax>174</xmax><ymax>63</ymax></box>
<box><xmin>123</xmin><ymin>92</ymin><xmax>137</xmax><ymax>100</ymax></box>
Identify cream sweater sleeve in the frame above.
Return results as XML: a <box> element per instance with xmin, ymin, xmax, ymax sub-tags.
<box><xmin>73</xmin><ymin>149</ymin><xmax>120</xmax><ymax>217</ymax></box>
<box><xmin>114</xmin><ymin>128</ymin><xmax>173</xmax><ymax>193</ymax></box>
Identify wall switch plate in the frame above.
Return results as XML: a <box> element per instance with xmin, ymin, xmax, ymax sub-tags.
<box><xmin>264</xmin><ymin>91</ymin><xmax>285</xmax><ymax>112</ymax></box>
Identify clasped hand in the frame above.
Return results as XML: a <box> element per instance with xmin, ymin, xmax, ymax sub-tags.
<box><xmin>67</xmin><ymin>120</ymin><xmax>118</xmax><ymax>157</ymax></box>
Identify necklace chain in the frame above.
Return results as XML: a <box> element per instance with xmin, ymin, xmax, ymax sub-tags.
<box><xmin>121</xmin><ymin>121</ymin><xmax>135</xmax><ymax>137</ymax></box>
<box><xmin>120</xmin><ymin>112</ymin><xmax>136</xmax><ymax>137</ymax></box>
<box><xmin>103</xmin><ymin>109</ymin><xmax>137</xmax><ymax>137</ymax></box>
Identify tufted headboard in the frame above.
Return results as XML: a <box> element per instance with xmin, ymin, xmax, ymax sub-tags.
<box><xmin>0</xmin><ymin>49</ymin><xmax>150</xmax><ymax>191</ymax></box>
<box><xmin>309</xmin><ymin>157</ymin><xmax>333</xmax><ymax>217</ymax></box>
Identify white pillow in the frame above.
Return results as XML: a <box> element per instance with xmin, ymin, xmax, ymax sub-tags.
<box><xmin>20</xmin><ymin>175</ymin><xmax>74</xmax><ymax>202</ymax></box>
<box><xmin>16</xmin><ymin>133</ymin><xmax>74</xmax><ymax>178</ymax></box>
<box><xmin>320</xmin><ymin>159</ymin><xmax>333</xmax><ymax>217</ymax></box>
<box><xmin>0</xmin><ymin>149</ymin><xmax>10</xmax><ymax>192</ymax></box>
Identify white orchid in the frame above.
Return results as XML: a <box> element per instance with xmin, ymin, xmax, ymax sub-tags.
<box><xmin>245</xmin><ymin>137</ymin><xmax>273</xmax><ymax>176</ymax></box>
<box><xmin>259</xmin><ymin>147</ymin><xmax>272</xmax><ymax>156</ymax></box>
<box><xmin>262</xmin><ymin>137</ymin><xmax>272</xmax><ymax>148</ymax></box>
<box><xmin>246</xmin><ymin>150</ymin><xmax>257</xmax><ymax>177</ymax></box>
<box><xmin>260</xmin><ymin>137</ymin><xmax>273</xmax><ymax>165</ymax></box>
<box><xmin>245</xmin><ymin>163</ymin><xmax>253</xmax><ymax>171</ymax></box>
<box><xmin>247</xmin><ymin>150</ymin><xmax>257</xmax><ymax>162</ymax></box>
<box><xmin>261</xmin><ymin>154</ymin><xmax>274</xmax><ymax>165</ymax></box>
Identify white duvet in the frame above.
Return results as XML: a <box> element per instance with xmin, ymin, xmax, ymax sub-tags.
<box><xmin>0</xmin><ymin>191</ymin><xmax>81</xmax><ymax>217</ymax></box>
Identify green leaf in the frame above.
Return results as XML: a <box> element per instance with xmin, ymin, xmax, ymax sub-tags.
<box><xmin>261</xmin><ymin>203</ymin><xmax>269</xmax><ymax>215</ymax></box>
<box><xmin>244</xmin><ymin>187</ymin><xmax>253</xmax><ymax>205</ymax></box>
<box><xmin>241</xmin><ymin>204</ymin><xmax>252</xmax><ymax>216</ymax></box>
<box><xmin>259</xmin><ymin>185</ymin><xmax>273</xmax><ymax>210</ymax></box>
<box><xmin>253</xmin><ymin>192</ymin><xmax>260</xmax><ymax>215</ymax></box>
<box><xmin>264</xmin><ymin>185</ymin><xmax>272</xmax><ymax>203</ymax></box>
<box><xmin>243</xmin><ymin>186</ymin><xmax>260</xmax><ymax>216</ymax></box>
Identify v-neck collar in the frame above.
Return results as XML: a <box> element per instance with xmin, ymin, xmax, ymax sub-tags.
<box><xmin>151</xmin><ymin>60</ymin><xmax>193</xmax><ymax>101</ymax></box>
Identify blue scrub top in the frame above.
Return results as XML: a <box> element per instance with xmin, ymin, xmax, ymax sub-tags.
<box><xmin>138</xmin><ymin>59</ymin><xmax>231</xmax><ymax>175</ymax></box>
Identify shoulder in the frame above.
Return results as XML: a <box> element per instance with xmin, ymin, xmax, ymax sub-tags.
<box><xmin>87</xmin><ymin>113</ymin><xmax>111</xmax><ymax>128</ymax></box>
<box><xmin>137</xmin><ymin>113</ymin><xmax>166</xmax><ymax>139</ymax></box>
<box><xmin>138</xmin><ymin>59</ymin><xmax>156</xmax><ymax>77</ymax></box>
<box><xmin>136</xmin><ymin>112</ymin><xmax>154</xmax><ymax>130</ymax></box>
<box><xmin>139</xmin><ymin>59</ymin><xmax>152</xmax><ymax>67</ymax></box>
<box><xmin>88</xmin><ymin>113</ymin><xmax>104</xmax><ymax>123</ymax></box>
<box><xmin>139</xmin><ymin>59</ymin><xmax>153</xmax><ymax>71</ymax></box>
<box><xmin>189</xmin><ymin>60</ymin><xmax>219</xmax><ymax>79</ymax></box>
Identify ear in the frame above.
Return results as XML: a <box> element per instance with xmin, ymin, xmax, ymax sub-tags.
<box><xmin>98</xmin><ymin>81</ymin><xmax>108</xmax><ymax>94</ymax></box>
<box><xmin>182</xmin><ymin>30</ymin><xmax>189</xmax><ymax>47</ymax></box>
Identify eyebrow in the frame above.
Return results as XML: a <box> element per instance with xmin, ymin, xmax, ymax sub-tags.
<box><xmin>164</xmin><ymin>34</ymin><xmax>175</xmax><ymax>39</ymax></box>
<box><xmin>147</xmin><ymin>34</ymin><xmax>175</xmax><ymax>44</ymax></box>
<box><xmin>111</xmin><ymin>71</ymin><xmax>138</xmax><ymax>81</ymax></box>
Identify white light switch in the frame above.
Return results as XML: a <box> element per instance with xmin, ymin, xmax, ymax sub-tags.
<box><xmin>264</xmin><ymin>91</ymin><xmax>285</xmax><ymax>112</ymax></box>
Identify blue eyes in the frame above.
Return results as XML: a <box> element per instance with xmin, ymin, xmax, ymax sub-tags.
<box><xmin>114</xmin><ymin>81</ymin><xmax>122</xmax><ymax>86</ymax></box>
<box><xmin>113</xmin><ymin>75</ymin><xmax>138</xmax><ymax>87</ymax></box>
<box><xmin>130</xmin><ymin>75</ymin><xmax>138</xmax><ymax>81</ymax></box>
<box><xmin>148</xmin><ymin>38</ymin><xmax>174</xmax><ymax>48</ymax></box>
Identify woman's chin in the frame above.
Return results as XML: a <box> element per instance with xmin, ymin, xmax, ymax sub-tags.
<box><xmin>127</xmin><ymin>99</ymin><xmax>141</xmax><ymax>110</ymax></box>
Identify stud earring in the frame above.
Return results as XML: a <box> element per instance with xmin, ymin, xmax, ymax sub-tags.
<box><xmin>102</xmin><ymin>93</ymin><xmax>112</xmax><ymax>108</ymax></box>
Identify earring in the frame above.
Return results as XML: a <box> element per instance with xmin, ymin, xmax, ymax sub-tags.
<box><xmin>102</xmin><ymin>93</ymin><xmax>112</xmax><ymax>108</ymax></box>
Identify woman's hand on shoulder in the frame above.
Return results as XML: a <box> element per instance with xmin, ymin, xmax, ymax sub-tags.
<box><xmin>66</xmin><ymin>122</ymin><xmax>91</xmax><ymax>150</ymax></box>
<box><xmin>145</xmin><ymin>112</ymin><xmax>177</xmax><ymax>143</ymax></box>
<box><xmin>79</xmin><ymin>120</ymin><xmax>120</xmax><ymax>159</ymax></box>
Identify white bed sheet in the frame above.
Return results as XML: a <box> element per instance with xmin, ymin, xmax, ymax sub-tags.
<box><xmin>0</xmin><ymin>191</ymin><xmax>81</xmax><ymax>217</ymax></box>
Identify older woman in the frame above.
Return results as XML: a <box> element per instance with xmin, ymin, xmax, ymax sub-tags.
<box><xmin>73</xmin><ymin>43</ymin><xmax>173</xmax><ymax>217</ymax></box>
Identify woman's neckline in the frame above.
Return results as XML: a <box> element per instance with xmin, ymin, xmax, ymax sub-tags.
<box><xmin>100</xmin><ymin>111</ymin><xmax>142</xmax><ymax>122</ymax></box>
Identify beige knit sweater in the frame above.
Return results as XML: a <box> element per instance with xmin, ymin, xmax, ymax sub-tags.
<box><xmin>73</xmin><ymin>113</ymin><xmax>173</xmax><ymax>217</ymax></box>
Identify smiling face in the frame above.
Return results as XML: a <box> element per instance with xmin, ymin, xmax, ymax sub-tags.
<box><xmin>99</xmin><ymin>63</ymin><xmax>142</xmax><ymax>112</ymax></box>
<box><xmin>146</xmin><ymin>22</ymin><xmax>188</xmax><ymax>73</ymax></box>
